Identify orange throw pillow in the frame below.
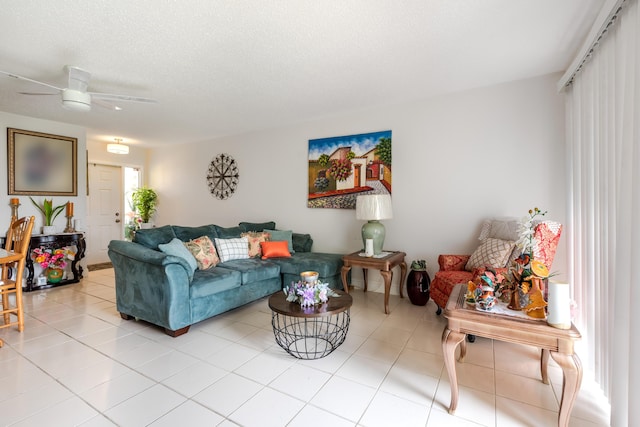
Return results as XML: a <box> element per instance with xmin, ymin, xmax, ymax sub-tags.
<box><xmin>260</xmin><ymin>241</ymin><xmax>291</xmax><ymax>259</ymax></box>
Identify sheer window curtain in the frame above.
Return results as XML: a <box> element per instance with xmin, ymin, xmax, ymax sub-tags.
<box><xmin>564</xmin><ymin>0</ymin><xmax>639</xmax><ymax>425</ymax></box>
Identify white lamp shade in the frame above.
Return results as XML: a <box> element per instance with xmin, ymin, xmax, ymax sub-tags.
<box><xmin>356</xmin><ymin>194</ymin><xmax>393</xmax><ymax>220</ymax></box>
<box><xmin>107</xmin><ymin>143</ymin><xmax>129</xmax><ymax>154</ymax></box>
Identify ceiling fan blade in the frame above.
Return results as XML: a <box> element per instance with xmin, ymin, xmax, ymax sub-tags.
<box><xmin>18</xmin><ymin>92</ymin><xmax>58</xmax><ymax>96</ymax></box>
<box><xmin>0</xmin><ymin>70</ymin><xmax>62</xmax><ymax>91</ymax></box>
<box><xmin>90</xmin><ymin>92</ymin><xmax>157</xmax><ymax>104</ymax></box>
<box><xmin>92</xmin><ymin>98</ymin><xmax>122</xmax><ymax>111</ymax></box>
<box><xmin>65</xmin><ymin>65</ymin><xmax>90</xmax><ymax>92</ymax></box>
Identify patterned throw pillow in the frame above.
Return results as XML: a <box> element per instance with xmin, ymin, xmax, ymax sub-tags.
<box><xmin>215</xmin><ymin>237</ymin><xmax>250</xmax><ymax>263</ymax></box>
<box><xmin>184</xmin><ymin>235</ymin><xmax>220</xmax><ymax>270</ymax></box>
<box><xmin>465</xmin><ymin>238</ymin><xmax>515</xmax><ymax>271</ymax></box>
<box><xmin>241</xmin><ymin>231</ymin><xmax>270</xmax><ymax>258</ymax></box>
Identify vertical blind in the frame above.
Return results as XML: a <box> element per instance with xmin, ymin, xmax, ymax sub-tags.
<box><xmin>564</xmin><ymin>0</ymin><xmax>639</xmax><ymax>425</ymax></box>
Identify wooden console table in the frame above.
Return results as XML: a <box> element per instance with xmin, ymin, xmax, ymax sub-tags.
<box><xmin>442</xmin><ymin>284</ymin><xmax>582</xmax><ymax>427</ymax></box>
<box><xmin>1</xmin><ymin>233</ymin><xmax>86</xmax><ymax>291</ymax></box>
<box><xmin>341</xmin><ymin>250</ymin><xmax>407</xmax><ymax>314</ymax></box>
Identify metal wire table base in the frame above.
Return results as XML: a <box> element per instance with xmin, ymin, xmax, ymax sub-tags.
<box><xmin>271</xmin><ymin>309</ymin><xmax>350</xmax><ymax>359</ymax></box>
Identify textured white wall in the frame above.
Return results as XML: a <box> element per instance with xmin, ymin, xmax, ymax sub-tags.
<box><xmin>149</xmin><ymin>73</ymin><xmax>567</xmax><ymax>293</ymax></box>
<box><xmin>0</xmin><ymin>74</ymin><xmax>566</xmax><ymax>294</ymax></box>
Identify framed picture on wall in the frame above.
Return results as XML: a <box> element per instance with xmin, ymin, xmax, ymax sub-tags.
<box><xmin>307</xmin><ymin>130</ymin><xmax>392</xmax><ymax>209</ymax></box>
<box><xmin>7</xmin><ymin>128</ymin><xmax>78</xmax><ymax>196</ymax></box>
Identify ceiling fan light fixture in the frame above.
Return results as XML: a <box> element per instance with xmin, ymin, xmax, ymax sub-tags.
<box><xmin>61</xmin><ymin>89</ymin><xmax>91</xmax><ymax>111</ymax></box>
<box><xmin>107</xmin><ymin>138</ymin><xmax>129</xmax><ymax>154</ymax></box>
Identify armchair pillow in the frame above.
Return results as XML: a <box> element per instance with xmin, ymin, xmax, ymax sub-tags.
<box><xmin>478</xmin><ymin>218</ymin><xmax>520</xmax><ymax>241</ymax></box>
<box><xmin>465</xmin><ymin>238</ymin><xmax>515</xmax><ymax>271</ymax></box>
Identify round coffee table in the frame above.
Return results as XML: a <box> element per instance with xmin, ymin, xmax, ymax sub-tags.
<box><xmin>268</xmin><ymin>289</ymin><xmax>353</xmax><ymax>359</ymax></box>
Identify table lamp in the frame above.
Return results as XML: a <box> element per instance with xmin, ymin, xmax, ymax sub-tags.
<box><xmin>356</xmin><ymin>194</ymin><xmax>393</xmax><ymax>255</ymax></box>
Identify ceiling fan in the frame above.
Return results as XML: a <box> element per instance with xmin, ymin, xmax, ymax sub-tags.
<box><xmin>0</xmin><ymin>65</ymin><xmax>157</xmax><ymax>112</ymax></box>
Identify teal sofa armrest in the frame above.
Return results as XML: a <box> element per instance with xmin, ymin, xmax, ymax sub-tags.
<box><xmin>108</xmin><ymin>240</ymin><xmax>192</xmax><ymax>334</ymax></box>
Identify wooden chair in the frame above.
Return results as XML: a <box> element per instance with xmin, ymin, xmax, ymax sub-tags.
<box><xmin>0</xmin><ymin>216</ymin><xmax>35</xmax><ymax>348</ymax></box>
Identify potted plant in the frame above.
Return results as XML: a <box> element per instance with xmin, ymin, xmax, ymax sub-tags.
<box><xmin>29</xmin><ymin>197</ymin><xmax>66</xmax><ymax>234</ymax></box>
<box><xmin>131</xmin><ymin>187</ymin><xmax>158</xmax><ymax>228</ymax></box>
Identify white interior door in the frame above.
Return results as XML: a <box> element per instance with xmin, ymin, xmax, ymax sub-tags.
<box><xmin>86</xmin><ymin>164</ymin><xmax>123</xmax><ymax>265</ymax></box>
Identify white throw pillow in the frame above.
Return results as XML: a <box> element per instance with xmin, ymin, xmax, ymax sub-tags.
<box><xmin>465</xmin><ymin>238</ymin><xmax>516</xmax><ymax>271</ymax></box>
<box><xmin>214</xmin><ymin>237</ymin><xmax>250</xmax><ymax>263</ymax></box>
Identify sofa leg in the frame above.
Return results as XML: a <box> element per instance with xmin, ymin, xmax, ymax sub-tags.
<box><xmin>164</xmin><ymin>326</ymin><xmax>190</xmax><ymax>337</ymax></box>
<box><xmin>436</xmin><ymin>306</ymin><xmax>442</xmax><ymax>315</ymax></box>
<box><xmin>120</xmin><ymin>313</ymin><xmax>134</xmax><ymax>320</ymax></box>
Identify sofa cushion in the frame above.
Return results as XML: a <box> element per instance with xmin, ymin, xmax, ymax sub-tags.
<box><xmin>239</xmin><ymin>221</ymin><xmax>276</xmax><ymax>232</ymax></box>
<box><xmin>215</xmin><ymin>237</ymin><xmax>250</xmax><ymax>262</ymax></box>
<box><xmin>265</xmin><ymin>229</ymin><xmax>294</xmax><ymax>253</ymax></box>
<box><xmin>465</xmin><ymin>238</ymin><xmax>515</xmax><ymax>271</ymax></box>
<box><xmin>173</xmin><ymin>225</ymin><xmax>218</xmax><ymax>242</ymax></box>
<box><xmin>133</xmin><ymin>225</ymin><xmax>177</xmax><ymax>250</ymax></box>
<box><xmin>158</xmin><ymin>238</ymin><xmax>197</xmax><ymax>280</ymax></box>
<box><xmin>214</xmin><ymin>225</ymin><xmax>244</xmax><ymax>238</ymax></box>
<box><xmin>270</xmin><ymin>252</ymin><xmax>343</xmax><ymax>278</ymax></box>
<box><xmin>217</xmin><ymin>258</ymin><xmax>281</xmax><ymax>284</ymax></box>
<box><xmin>190</xmin><ymin>267</ymin><xmax>242</xmax><ymax>298</ymax></box>
<box><xmin>184</xmin><ymin>236</ymin><xmax>220</xmax><ymax>269</ymax></box>
<box><xmin>260</xmin><ymin>241</ymin><xmax>291</xmax><ymax>259</ymax></box>
<box><xmin>241</xmin><ymin>231</ymin><xmax>270</xmax><ymax>258</ymax></box>
<box><xmin>292</xmin><ymin>233</ymin><xmax>313</xmax><ymax>253</ymax></box>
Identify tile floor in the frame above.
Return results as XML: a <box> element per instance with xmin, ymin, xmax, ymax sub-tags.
<box><xmin>0</xmin><ymin>268</ymin><xmax>611</xmax><ymax>426</ymax></box>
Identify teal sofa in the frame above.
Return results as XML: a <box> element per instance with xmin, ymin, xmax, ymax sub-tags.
<box><xmin>107</xmin><ymin>221</ymin><xmax>345</xmax><ymax>337</ymax></box>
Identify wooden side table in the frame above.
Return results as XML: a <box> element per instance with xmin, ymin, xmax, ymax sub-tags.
<box><xmin>341</xmin><ymin>250</ymin><xmax>407</xmax><ymax>314</ymax></box>
<box><xmin>442</xmin><ymin>284</ymin><xmax>582</xmax><ymax>427</ymax></box>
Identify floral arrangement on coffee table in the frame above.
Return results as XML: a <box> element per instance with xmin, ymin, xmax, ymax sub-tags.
<box><xmin>284</xmin><ymin>280</ymin><xmax>340</xmax><ymax>307</ymax></box>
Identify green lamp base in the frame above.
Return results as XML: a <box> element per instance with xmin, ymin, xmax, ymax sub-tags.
<box><xmin>361</xmin><ymin>220</ymin><xmax>386</xmax><ymax>255</ymax></box>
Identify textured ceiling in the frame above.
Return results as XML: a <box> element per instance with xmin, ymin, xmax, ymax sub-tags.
<box><xmin>0</xmin><ymin>0</ymin><xmax>604</xmax><ymax>147</ymax></box>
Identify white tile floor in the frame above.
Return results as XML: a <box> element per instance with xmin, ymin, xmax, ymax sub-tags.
<box><xmin>0</xmin><ymin>269</ymin><xmax>611</xmax><ymax>426</ymax></box>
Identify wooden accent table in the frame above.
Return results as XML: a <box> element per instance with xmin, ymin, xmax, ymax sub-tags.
<box><xmin>341</xmin><ymin>251</ymin><xmax>407</xmax><ymax>314</ymax></box>
<box><xmin>442</xmin><ymin>284</ymin><xmax>582</xmax><ymax>427</ymax></box>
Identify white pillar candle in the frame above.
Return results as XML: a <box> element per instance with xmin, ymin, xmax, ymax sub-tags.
<box><xmin>547</xmin><ymin>281</ymin><xmax>572</xmax><ymax>329</ymax></box>
<box><xmin>365</xmin><ymin>239</ymin><xmax>374</xmax><ymax>257</ymax></box>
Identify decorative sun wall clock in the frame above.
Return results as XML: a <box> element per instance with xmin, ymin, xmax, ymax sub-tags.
<box><xmin>207</xmin><ymin>153</ymin><xmax>239</xmax><ymax>200</ymax></box>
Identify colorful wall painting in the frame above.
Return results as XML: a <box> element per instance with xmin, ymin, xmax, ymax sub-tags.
<box><xmin>308</xmin><ymin>130</ymin><xmax>392</xmax><ymax>209</ymax></box>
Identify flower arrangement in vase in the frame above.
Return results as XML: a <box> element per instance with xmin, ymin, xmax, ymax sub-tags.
<box><xmin>32</xmin><ymin>246</ymin><xmax>76</xmax><ymax>283</ymax></box>
<box><xmin>503</xmin><ymin>207</ymin><xmax>551</xmax><ymax>318</ymax></box>
<box><xmin>284</xmin><ymin>278</ymin><xmax>340</xmax><ymax>307</ymax></box>
<box><xmin>32</xmin><ymin>246</ymin><xmax>76</xmax><ymax>270</ymax></box>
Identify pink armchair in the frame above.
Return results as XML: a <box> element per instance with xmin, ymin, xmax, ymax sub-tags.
<box><xmin>431</xmin><ymin>220</ymin><xmax>562</xmax><ymax>314</ymax></box>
